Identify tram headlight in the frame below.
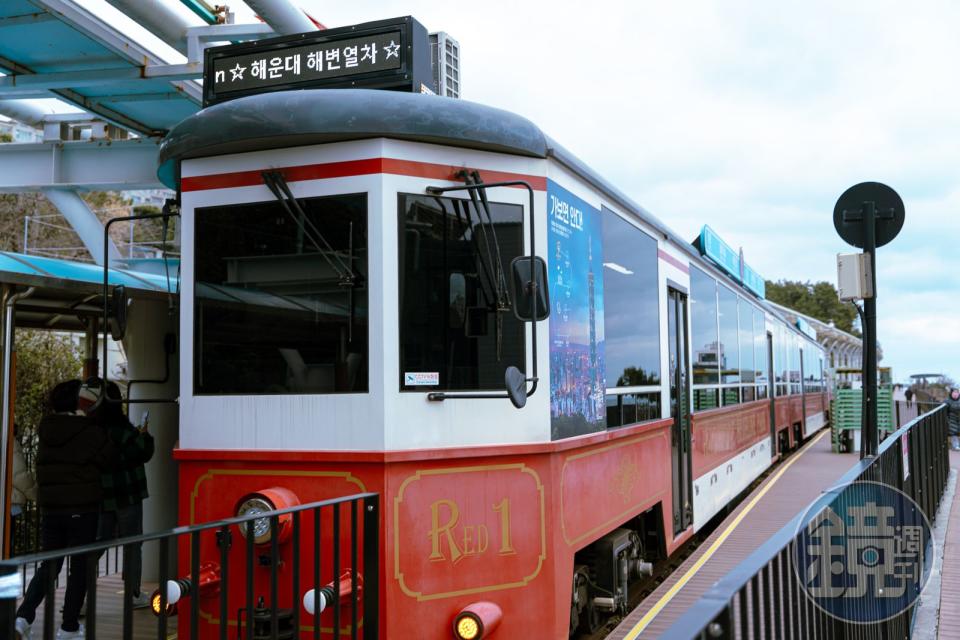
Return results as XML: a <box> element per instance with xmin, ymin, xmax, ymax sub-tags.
<box><xmin>452</xmin><ymin>602</ymin><xmax>502</xmax><ymax>640</ymax></box>
<box><xmin>454</xmin><ymin>614</ymin><xmax>481</xmax><ymax>639</ymax></box>
<box><xmin>149</xmin><ymin>563</ymin><xmax>221</xmax><ymax>617</ymax></box>
<box><xmin>150</xmin><ymin>589</ymin><xmax>177</xmax><ymax>617</ymax></box>
<box><xmin>234</xmin><ymin>487</ymin><xmax>300</xmax><ymax>545</ymax></box>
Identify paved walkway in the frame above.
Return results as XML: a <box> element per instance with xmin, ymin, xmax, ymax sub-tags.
<box><xmin>936</xmin><ymin>450</ymin><xmax>960</xmax><ymax>639</ymax></box>
<box><xmin>610</xmin><ymin>430</ymin><xmax>859</xmax><ymax>638</ymax></box>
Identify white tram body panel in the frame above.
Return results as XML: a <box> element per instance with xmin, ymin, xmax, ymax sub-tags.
<box><xmin>179</xmin><ymin>138</ymin><xmax>555</xmax><ymax>451</ymax></box>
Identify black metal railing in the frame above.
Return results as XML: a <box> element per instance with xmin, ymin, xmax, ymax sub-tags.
<box><xmin>661</xmin><ymin>404</ymin><xmax>950</xmax><ymax>639</ymax></box>
<box><xmin>893</xmin><ymin>399</ymin><xmax>940</xmax><ymax>430</ymax></box>
<box><xmin>0</xmin><ymin>492</ymin><xmax>380</xmax><ymax>640</ymax></box>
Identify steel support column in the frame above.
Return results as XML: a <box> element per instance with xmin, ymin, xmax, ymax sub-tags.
<box><xmin>41</xmin><ymin>188</ymin><xmax>121</xmax><ymax>266</ymax></box>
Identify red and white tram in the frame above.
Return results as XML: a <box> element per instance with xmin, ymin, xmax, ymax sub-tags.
<box><xmin>156</xmin><ymin>86</ymin><xmax>827</xmax><ymax>638</ymax></box>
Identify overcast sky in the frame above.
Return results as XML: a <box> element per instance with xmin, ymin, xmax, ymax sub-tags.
<box><xmin>78</xmin><ymin>1</ymin><xmax>960</xmax><ymax>382</ymax></box>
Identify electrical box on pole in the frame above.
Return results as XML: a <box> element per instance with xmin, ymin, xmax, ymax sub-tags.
<box><xmin>837</xmin><ymin>252</ymin><xmax>873</xmax><ymax>300</ymax></box>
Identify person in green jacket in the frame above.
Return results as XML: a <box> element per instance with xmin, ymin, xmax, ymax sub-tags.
<box><xmin>90</xmin><ymin>380</ymin><xmax>155</xmax><ymax>609</ymax></box>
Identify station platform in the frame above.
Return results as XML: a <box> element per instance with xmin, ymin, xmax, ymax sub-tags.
<box><xmin>609</xmin><ymin>429</ymin><xmax>857</xmax><ymax>639</ymax></box>
<box><xmin>935</xmin><ymin>450</ymin><xmax>960</xmax><ymax>640</ymax></box>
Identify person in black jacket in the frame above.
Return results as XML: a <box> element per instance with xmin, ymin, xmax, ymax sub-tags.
<box><xmin>946</xmin><ymin>388</ymin><xmax>960</xmax><ymax>451</ymax></box>
<box><xmin>15</xmin><ymin>380</ymin><xmax>118</xmax><ymax>640</ymax></box>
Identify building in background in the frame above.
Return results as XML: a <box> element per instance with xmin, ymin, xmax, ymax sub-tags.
<box><xmin>0</xmin><ymin>119</ymin><xmax>41</xmax><ymax>143</ymax></box>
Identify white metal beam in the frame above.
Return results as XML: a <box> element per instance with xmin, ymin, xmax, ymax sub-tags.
<box><xmin>185</xmin><ymin>23</ymin><xmax>275</xmax><ymax>61</ymax></box>
<box><xmin>243</xmin><ymin>0</ymin><xmax>315</xmax><ymax>34</ymax></box>
<box><xmin>41</xmin><ymin>188</ymin><xmax>121</xmax><ymax>265</ymax></box>
<box><xmin>0</xmin><ymin>99</ymin><xmax>57</xmax><ymax>126</ymax></box>
<box><xmin>0</xmin><ymin>139</ymin><xmax>162</xmax><ymax>192</ymax></box>
<box><xmin>103</xmin><ymin>0</ymin><xmax>193</xmax><ymax>54</ymax></box>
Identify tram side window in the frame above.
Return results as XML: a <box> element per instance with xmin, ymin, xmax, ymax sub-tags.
<box><xmin>601</xmin><ymin>209</ymin><xmax>661</xmax><ymax>428</ymax></box>
<box><xmin>398</xmin><ymin>194</ymin><xmax>525</xmax><ymax>391</ymax></box>
<box><xmin>601</xmin><ymin>209</ymin><xmax>660</xmax><ymax>389</ymax></box>
<box><xmin>754</xmin><ymin>308</ymin><xmax>767</xmax><ymax>399</ymax></box>
<box><xmin>804</xmin><ymin>344</ymin><xmax>820</xmax><ymax>392</ymax></box>
<box><xmin>606</xmin><ymin>392</ymin><xmax>662</xmax><ymax>428</ymax></box>
<box><xmin>690</xmin><ymin>267</ymin><xmax>719</xmax><ymax>411</ymax></box>
<box><xmin>776</xmin><ymin>326</ymin><xmax>788</xmax><ymax>396</ymax></box>
<box><xmin>718</xmin><ymin>286</ymin><xmax>740</xmax><ymax>406</ymax></box>
<box><xmin>790</xmin><ymin>335</ymin><xmax>802</xmax><ymax>394</ymax></box>
<box><xmin>739</xmin><ymin>300</ymin><xmax>755</xmax><ymax>402</ymax></box>
<box><xmin>194</xmin><ymin>194</ymin><xmax>368</xmax><ymax>395</ymax></box>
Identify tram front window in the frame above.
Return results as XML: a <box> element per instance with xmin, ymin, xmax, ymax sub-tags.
<box><xmin>398</xmin><ymin>194</ymin><xmax>525</xmax><ymax>391</ymax></box>
<box><xmin>194</xmin><ymin>193</ymin><xmax>368</xmax><ymax>395</ymax></box>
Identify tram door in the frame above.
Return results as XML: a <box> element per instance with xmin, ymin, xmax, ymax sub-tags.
<box><xmin>668</xmin><ymin>288</ymin><xmax>693</xmax><ymax>533</ymax></box>
<box><xmin>767</xmin><ymin>332</ymin><xmax>776</xmax><ymax>457</ymax></box>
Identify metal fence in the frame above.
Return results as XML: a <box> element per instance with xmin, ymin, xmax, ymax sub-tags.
<box><xmin>1</xmin><ymin>492</ymin><xmax>380</xmax><ymax>640</ymax></box>
<box><xmin>661</xmin><ymin>403</ymin><xmax>950</xmax><ymax>639</ymax></box>
<box><xmin>893</xmin><ymin>399</ymin><xmax>940</xmax><ymax>430</ymax></box>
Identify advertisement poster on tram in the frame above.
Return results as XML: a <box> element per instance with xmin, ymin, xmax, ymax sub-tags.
<box><xmin>547</xmin><ymin>180</ymin><xmax>606</xmax><ymax>439</ymax></box>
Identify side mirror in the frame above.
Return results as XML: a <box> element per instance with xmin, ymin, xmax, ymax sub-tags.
<box><xmin>510</xmin><ymin>256</ymin><xmax>549</xmax><ymax>322</ymax></box>
<box><xmin>505</xmin><ymin>366</ymin><xmax>527</xmax><ymax>408</ymax></box>
<box><xmin>109</xmin><ymin>285</ymin><xmax>129</xmax><ymax>341</ymax></box>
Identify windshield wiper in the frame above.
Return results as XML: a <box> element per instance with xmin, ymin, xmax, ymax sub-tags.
<box><xmin>262</xmin><ymin>170</ymin><xmax>356</xmax><ymax>287</ymax></box>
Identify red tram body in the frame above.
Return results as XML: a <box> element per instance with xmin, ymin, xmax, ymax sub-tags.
<box><xmin>157</xmin><ymin>89</ymin><xmax>828</xmax><ymax>639</ymax></box>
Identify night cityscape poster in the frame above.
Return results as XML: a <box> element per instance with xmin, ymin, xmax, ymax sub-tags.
<box><xmin>547</xmin><ymin>180</ymin><xmax>606</xmax><ymax>439</ymax></box>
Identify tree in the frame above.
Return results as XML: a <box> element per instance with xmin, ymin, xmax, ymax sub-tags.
<box><xmin>13</xmin><ymin>330</ymin><xmax>84</xmax><ymax>459</ymax></box>
<box><xmin>765</xmin><ymin>280</ymin><xmax>860</xmax><ymax>336</ymax></box>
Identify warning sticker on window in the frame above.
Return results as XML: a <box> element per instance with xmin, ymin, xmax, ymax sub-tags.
<box><xmin>404</xmin><ymin>372</ymin><xmax>439</xmax><ymax>386</ymax></box>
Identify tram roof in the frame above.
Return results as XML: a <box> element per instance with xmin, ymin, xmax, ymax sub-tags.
<box><xmin>155</xmin><ymin>89</ymin><xmax>689</xmax><ymax>274</ymax></box>
<box><xmin>157</xmin><ymin>89</ymin><xmax>548</xmax><ymax>188</ymax></box>
<box><xmin>0</xmin><ymin>251</ymin><xmax>175</xmax><ymax>331</ymax></box>
<box><xmin>155</xmin><ymin>89</ymin><xmax>838</xmax><ymax>348</ymax></box>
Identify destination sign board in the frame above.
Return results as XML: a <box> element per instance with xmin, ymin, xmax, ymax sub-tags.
<box><xmin>698</xmin><ymin>225</ymin><xmax>740</xmax><ymax>280</ymax></box>
<box><xmin>210</xmin><ymin>32</ymin><xmax>403</xmax><ymax>94</ymax></box>
<box><xmin>696</xmin><ymin>225</ymin><xmax>766</xmax><ymax>299</ymax></box>
<box><xmin>203</xmin><ymin>16</ymin><xmax>432</xmax><ymax>106</ymax></box>
<box><xmin>741</xmin><ymin>262</ymin><xmax>766</xmax><ymax>298</ymax></box>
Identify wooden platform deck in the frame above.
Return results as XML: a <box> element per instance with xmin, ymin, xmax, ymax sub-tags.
<box><xmin>609</xmin><ymin>429</ymin><xmax>859</xmax><ymax>638</ymax></box>
<box><xmin>15</xmin><ymin>566</ymin><xmax>162</xmax><ymax>639</ymax></box>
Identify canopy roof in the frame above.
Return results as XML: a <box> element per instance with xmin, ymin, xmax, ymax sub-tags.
<box><xmin>0</xmin><ymin>0</ymin><xmax>200</xmax><ymax>136</ymax></box>
<box><xmin>0</xmin><ymin>251</ymin><xmax>175</xmax><ymax>332</ymax></box>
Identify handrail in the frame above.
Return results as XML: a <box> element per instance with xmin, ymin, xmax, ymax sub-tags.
<box><xmin>0</xmin><ymin>492</ymin><xmax>377</xmax><ymax>568</ymax></box>
<box><xmin>660</xmin><ymin>403</ymin><xmax>950</xmax><ymax>639</ymax></box>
